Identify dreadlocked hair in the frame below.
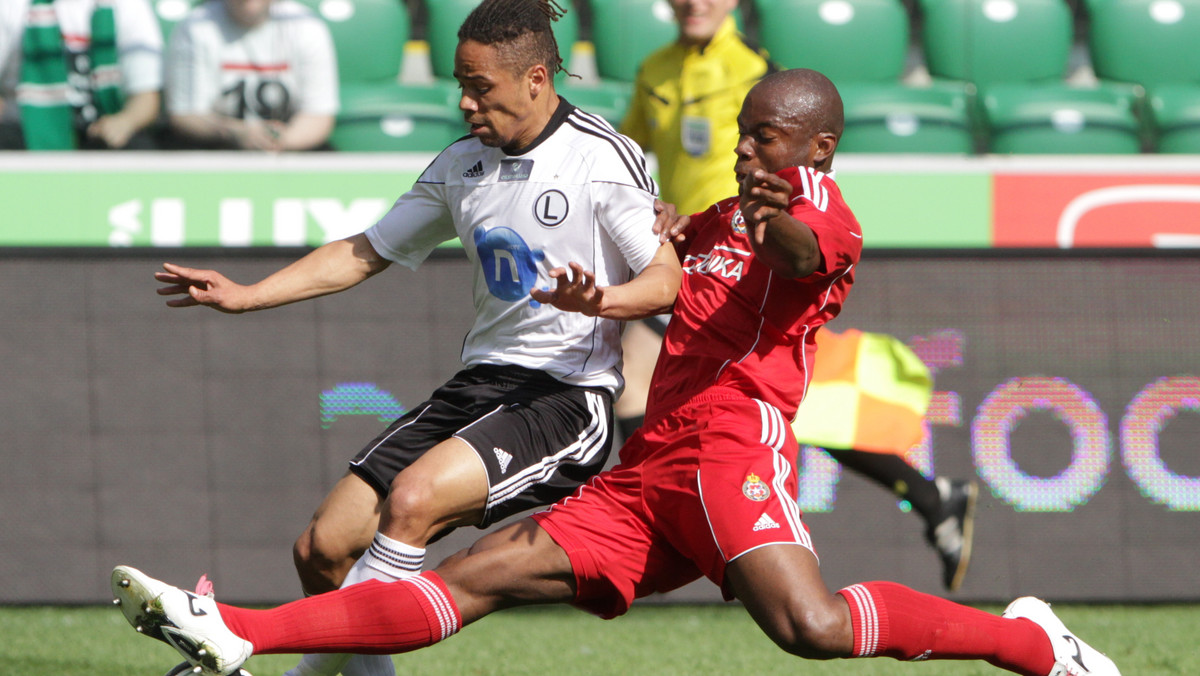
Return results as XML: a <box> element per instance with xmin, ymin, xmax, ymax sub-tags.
<box><xmin>458</xmin><ymin>0</ymin><xmax>569</xmax><ymax>77</ymax></box>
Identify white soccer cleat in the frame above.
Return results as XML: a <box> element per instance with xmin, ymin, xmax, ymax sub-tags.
<box><xmin>1003</xmin><ymin>596</ymin><xmax>1120</xmax><ymax>676</ymax></box>
<box><xmin>111</xmin><ymin>566</ymin><xmax>253</xmax><ymax>676</ymax></box>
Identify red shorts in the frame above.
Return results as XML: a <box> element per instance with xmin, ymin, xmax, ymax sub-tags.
<box><xmin>532</xmin><ymin>388</ymin><xmax>816</xmax><ymax>619</ymax></box>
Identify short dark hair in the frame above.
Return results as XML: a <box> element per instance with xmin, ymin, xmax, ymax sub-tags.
<box><xmin>458</xmin><ymin>0</ymin><xmax>567</xmax><ymax>76</ymax></box>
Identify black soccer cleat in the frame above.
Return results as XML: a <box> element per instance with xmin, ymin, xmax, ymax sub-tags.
<box><xmin>925</xmin><ymin>477</ymin><xmax>978</xmax><ymax>591</ymax></box>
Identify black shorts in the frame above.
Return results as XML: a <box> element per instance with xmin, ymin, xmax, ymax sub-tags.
<box><xmin>349</xmin><ymin>364</ymin><xmax>614</xmax><ymax>529</ymax></box>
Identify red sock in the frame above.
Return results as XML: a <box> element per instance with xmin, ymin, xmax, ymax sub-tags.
<box><xmin>217</xmin><ymin>574</ymin><xmax>460</xmax><ymax>655</ymax></box>
<box><xmin>838</xmin><ymin>581</ymin><xmax>1055</xmax><ymax>676</ymax></box>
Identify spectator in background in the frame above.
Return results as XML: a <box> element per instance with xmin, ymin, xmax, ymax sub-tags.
<box><xmin>164</xmin><ymin>0</ymin><xmax>338</xmax><ymax>150</ymax></box>
<box><xmin>617</xmin><ymin>0</ymin><xmax>978</xmax><ymax>592</ymax></box>
<box><xmin>0</xmin><ymin>0</ymin><xmax>163</xmax><ymax>150</ymax></box>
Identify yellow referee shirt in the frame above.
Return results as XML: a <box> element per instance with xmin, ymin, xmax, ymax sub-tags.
<box><xmin>621</xmin><ymin>17</ymin><xmax>775</xmax><ymax>216</ymax></box>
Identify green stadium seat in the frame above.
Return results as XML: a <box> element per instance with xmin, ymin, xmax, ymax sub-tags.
<box><xmin>1087</xmin><ymin>0</ymin><xmax>1200</xmax><ymax>151</ymax></box>
<box><xmin>754</xmin><ymin>0</ymin><xmax>910</xmax><ymax>84</ymax></box>
<box><xmin>920</xmin><ymin>0</ymin><xmax>1072</xmax><ymax>88</ymax></box>
<box><xmin>558</xmin><ymin>79</ymin><xmax>634</xmax><ymax>127</ymax></box>
<box><xmin>298</xmin><ymin>0</ymin><xmax>409</xmax><ymax>85</ymax></box>
<box><xmin>982</xmin><ymin>84</ymin><xmax>1142</xmax><ymax>153</ymax></box>
<box><xmin>1088</xmin><ymin>0</ymin><xmax>1200</xmax><ymax>89</ymax></box>
<box><xmin>330</xmin><ymin>81</ymin><xmax>467</xmax><ymax>152</ymax></box>
<box><xmin>837</xmin><ymin>82</ymin><xmax>976</xmax><ymax>153</ymax></box>
<box><xmin>919</xmin><ymin>0</ymin><xmax>1145</xmax><ymax>154</ymax></box>
<box><xmin>426</xmin><ymin>0</ymin><xmax>580</xmax><ymax>80</ymax></box>
<box><xmin>587</xmin><ymin>0</ymin><xmax>678</xmax><ymax>82</ymax></box>
<box><xmin>1150</xmin><ymin>84</ymin><xmax>1200</xmax><ymax>153</ymax></box>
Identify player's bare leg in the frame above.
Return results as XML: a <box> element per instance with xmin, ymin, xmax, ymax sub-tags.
<box><xmin>380</xmin><ymin>437</ymin><xmax>490</xmax><ymax>545</ymax></box>
<box><xmin>436</xmin><ymin>518</ymin><xmax>578</xmax><ymax>623</ymax></box>
<box><xmin>292</xmin><ymin>472</ymin><xmax>384</xmax><ymax>594</ymax></box>
<box><xmin>725</xmin><ymin>544</ymin><xmax>853</xmax><ymax>659</ymax></box>
<box><xmin>614</xmin><ymin>321</ymin><xmax>663</xmax><ymax>439</ymax></box>
<box><xmin>288</xmin><ymin>439</ymin><xmax>490</xmax><ymax>676</ymax></box>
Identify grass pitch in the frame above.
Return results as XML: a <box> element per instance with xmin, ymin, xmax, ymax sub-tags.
<box><xmin>6</xmin><ymin>602</ymin><xmax>1196</xmax><ymax>675</ymax></box>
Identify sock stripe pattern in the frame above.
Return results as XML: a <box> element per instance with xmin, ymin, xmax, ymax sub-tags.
<box><xmin>839</xmin><ymin>584</ymin><xmax>882</xmax><ymax>657</ymax></box>
<box><xmin>368</xmin><ymin>536</ymin><xmax>424</xmax><ymax>574</ymax></box>
<box><xmin>408</xmin><ymin>574</ymin><xmax>459</xmax><ymax>641</ymax></box>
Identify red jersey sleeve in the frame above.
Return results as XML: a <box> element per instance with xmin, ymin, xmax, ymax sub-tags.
<box><xmin>775</xmin><ymin>166</ymin><xmax>863</xmax><ymax>281</ymax></box>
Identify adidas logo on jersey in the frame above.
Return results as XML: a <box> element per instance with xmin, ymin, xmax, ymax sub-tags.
<box><xmin>493</xmin><ymin>447</ymin><xmax>513</xmax><ymax>474</ymax></box>
<box><xmin>753</xmin><ymin>513</ymin><xmax>780</xmax><ymax>532</ymax></box>
<box><xmin>462</xmin><ymin>160</ymin><xmax>485</xmax><ymax>178</ymax></box>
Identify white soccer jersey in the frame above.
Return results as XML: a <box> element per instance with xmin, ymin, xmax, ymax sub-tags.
<box><xmin>166</xmin><ymin>0</ymin><xmax>337</xmax><ymax>120</ymax></box>
<box><xmin>366</xmin><ymin>100</ymin><xmax>662</xmax><ymax>394</ymax></box>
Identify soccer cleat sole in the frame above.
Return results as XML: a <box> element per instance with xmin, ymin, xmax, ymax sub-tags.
<box><xmin>946</xmin><ymin>480</ymin><xmax>979</xmax><ymax>592</ymax></box>
<box><xmin>111</xmin><ymin>566</ymin><xmax>173</xmax><ymax>644</ymax></box>
<box><xmin>164</xmin><ymin>660</ymin><xmax>254</xmax><ymax>676</ymax></box>
<box><xmin>162</xmin><ymin>626</ymin><xmax>232</xmax><ymax>676</ymax></box>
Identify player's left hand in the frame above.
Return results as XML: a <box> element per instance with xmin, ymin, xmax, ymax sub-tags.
<box><xmin>739</xmin><ymin>168</ymin><xmax>793</xmax><ymax>229</ymax></box>
<box><xmin>530</xmin><ymin>262</ymin><xmax>604</xmax><ymax>316</ymax></box>
<box><xmin>653</xmin><ymin>199</ymin><xmax>691</xmax><ymax>243</ymax></box>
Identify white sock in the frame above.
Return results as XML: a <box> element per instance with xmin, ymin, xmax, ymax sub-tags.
<box><xmin>351</xmin><ymin>531</ymin><xmax>427</xmax><ymax>583</ymax></box>
<box><xmin>284</xmin><ymin>533</ymin><xmax>424</xmax><ymax>676</ymax></box>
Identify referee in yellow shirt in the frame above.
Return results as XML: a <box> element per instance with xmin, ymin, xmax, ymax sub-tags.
<box><xmin>620</xmin><ymin>0</ymin><xmax>776</xmax><ymax>216</ymax></box>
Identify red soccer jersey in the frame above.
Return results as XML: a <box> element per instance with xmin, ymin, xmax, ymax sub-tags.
<box><xmin>646</xmin><ymin>166</ymin><xmax>863</xmax><ymax>421</ymax></box>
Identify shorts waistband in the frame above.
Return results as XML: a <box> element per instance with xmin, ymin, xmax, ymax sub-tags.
<box><xmin>646</xmin><ymin>386</ymin><xmax>752</xmax><ymax>421</ymax></box>
<box><xmin>462</xmin><ymin>363</ymin><xmax>559</xmax><ymax>385</ymax></box>
<box><xmin>462</xmin><ymin>363</ymin><xmax>610</xmax><ymax>399</ymax></box>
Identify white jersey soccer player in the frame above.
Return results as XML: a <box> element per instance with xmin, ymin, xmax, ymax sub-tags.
<box><xmin>165</xmin><ymin>0</ymin><xmax>337</xmax><ymax>123</ymax></box>
<box><xmin>367</xmin><ymin>98</ymin><xmax>660</xmax><ymax>394</ymax></box>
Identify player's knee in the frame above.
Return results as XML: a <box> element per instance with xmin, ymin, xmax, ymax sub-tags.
<box><xmin>384</xmin><ymin>476</ymin><xmax>440</xmax><ymax>539</ymax></box>
<box><xmin>761</xmin><ymin>603</ymin><xmax>849</xmax><ymax>660</ymax></box>
<box><xmin>293</xmin><ymin>522</ymin><xmax>355</xmax><ymax>594</ymax></box>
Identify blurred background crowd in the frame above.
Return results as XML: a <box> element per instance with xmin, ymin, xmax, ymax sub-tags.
<box><xmin>2</xmin><ymin>0</ymin><xmax>1197</xmax><ymax>155</ymax></box>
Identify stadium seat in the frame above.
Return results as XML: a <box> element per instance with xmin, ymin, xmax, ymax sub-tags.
<box><xmin>1150</xmin><ymin>84</ymin><xmax>1200</xmax><ymax>153</ymax></box>
<box><xmin>837</xmin><ymin>82</ymin><xmax>977</xmax><ymax>153</ymax></box>
<box><xmin>982</xmin><ymin>84</ymin><xmax>1142</xmax><ymax>153</ymax></box>
<box><xmin>330</xmin><ymin>81</ymin><xmax>467</xmax><ymax>152</ymax></box>
<box><xmin>1088</xmin><ymin>0</ymin><xmax>1200</xmax><ymax>89</ymax></box>
<box><xmin>1087</xmin><ymin>0</ymin><xmax>1200</xmax><ymax>149</ymax></box>
<box><xmin>426</xmin><ymin>0</ymin><xmax>580</xmax><ymax>80</ymax></box>
<box><xmin>588</xmin><ymin>0</ymin><xmax>678</xmax><ymax>82</ymax></box>
<box><xmin>558</xmin><ymin>78</ymin><xmax>634</xmax><ymax>127</ymax></box>
<box><xmin>920</xmin><ymin>0</ymin><xmax>1073</xmax><ymax>88</ymax></box>
<box><xmin>297</xmin><ymin>0</ymin><xmax>409</xmax><ymax>85</ymax></box>
<box><xmin>754</xmin><ymin>0</ymin><xmax>909</xmax><ymax>84</ymax></box>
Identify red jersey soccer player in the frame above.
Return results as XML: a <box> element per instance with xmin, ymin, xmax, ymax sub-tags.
<box><xmin>112</xmin><ymin>69</ymin><xmax>1118</xmax><ymax>676</ymax></box>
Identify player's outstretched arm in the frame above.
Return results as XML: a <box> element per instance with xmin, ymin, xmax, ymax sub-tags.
<box><xmin>740</xmin><ymin>168</ymin><xmax>821</xmax><ymax>278</ymax></box>
<box><xmin>155</xmin><ymin>233</ymin><xmax>390</xmax><ymax>313</ymax></box>
<box><xmin>530</xmin><ymin>241</ymin><xmax>681</xmax><ymax>320</ymax></box>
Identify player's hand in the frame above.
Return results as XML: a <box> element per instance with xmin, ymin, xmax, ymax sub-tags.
<box><xmin>155</xmin><ymin>262</ymin><xmax>251</xmax><ymax>312</ymax></box>
<box><xmin>739</xmin><ymin>168</ymin><xmax>793</xmax><ymax>229</ymax></box>
<box><xmin>652</xmin><ymin>199</ymin><xmax>691</xmax><ymax>243</ymax></box>
<box><xmin>529</xmin><ymin>262</ymin><xmax>604</xmax><ymax>316</ymax></box>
